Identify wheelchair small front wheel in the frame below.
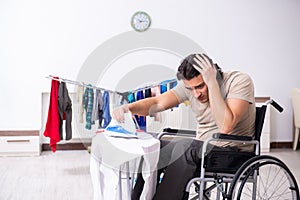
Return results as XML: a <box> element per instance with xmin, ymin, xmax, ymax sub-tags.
<box><xmin>228</xmin><ymin>155</ymin><xmax>299</xmax><ymax>200</ymax></box>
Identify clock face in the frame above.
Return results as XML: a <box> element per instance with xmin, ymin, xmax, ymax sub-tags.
<box><xmin>131</xmin><ymin>11</ymin><xmax>151</xmax><ymax>32</ymax></box>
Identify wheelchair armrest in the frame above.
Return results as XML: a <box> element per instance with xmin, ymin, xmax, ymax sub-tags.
<box><xmin>212</xmin><ymin>133</ymin><xmax>253</xmax><ymax>141</ymax></box>
<box><xmin>157</xmin><ymin>128</ymin><xmax>196</xmax><ymax>139</ymax></box>
<box><xmin>203</xmin><ymin>133</ymin><xmax>260</xmax><ymax>158</ymax></box>
<box><xmin>163</xmin><ymin>128</ymin><xmax>196</xmax><ymax>135</ymax></box>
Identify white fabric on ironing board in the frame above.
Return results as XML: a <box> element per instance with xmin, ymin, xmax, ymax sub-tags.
<box><xmin>90</xmin><ymin>129</ymin><xmax>160</xmax><ymax>200</ymax></box>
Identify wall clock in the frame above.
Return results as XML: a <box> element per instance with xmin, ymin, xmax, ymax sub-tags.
<box><xmin>131</xmin><ymin>11</ymin><xmax>151</xmax><ymax>32</ymax></box>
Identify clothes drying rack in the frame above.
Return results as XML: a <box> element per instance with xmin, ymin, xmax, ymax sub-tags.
<box><xmin>46</xmin><ymin>75</ymin><xmax>123</xmax><ymax>95</ymax></box>
<box><xmin>45</xmin><ymin>75</ymin><xmax>178</xmax><ymax>96</ymax></box>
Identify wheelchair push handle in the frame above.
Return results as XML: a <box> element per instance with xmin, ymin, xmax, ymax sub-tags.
<box><xmin>266</xmin><ymin>99</ymin><xmax>284</xmax><ymax>113</ymax></box>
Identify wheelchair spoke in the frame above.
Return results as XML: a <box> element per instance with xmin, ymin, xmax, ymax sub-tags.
<box><xmin>229</xmin><ymin>156</ymin><xmax>299</xmax><ymax>200</ymax></box>
<box><xmin>259</xmin><ymin>165</ymin><xmax>289</xmax><ymax>199</ymax></box>
<box><xmin>268</xmin><ymin>164</ymin><xmax>286</xmax><ymax>193</ymax></box>
<box><xmin>269</xmin><ymin>172</ymin><xmax>290</xmax><ymax>198</ymax></box>
<box><xmin>238</xmin><ymin>182</ymin><xmax>253</xmax><ymax>197</ymax></box>
<box><xmin>270</xmin><ymin>191</ymin><xmax>296</xmax><ymax>200</ymax></box>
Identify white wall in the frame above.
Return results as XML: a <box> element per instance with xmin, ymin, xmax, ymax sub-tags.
<box><xmin>1</xmin><ymin>0</ymin><xmax>300</xmax><ymax>142</ymax></box>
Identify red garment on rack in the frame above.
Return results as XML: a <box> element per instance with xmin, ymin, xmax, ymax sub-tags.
<box><xmin>43</xmin><ymin>78</ymin><xmax>60</xmax><ymax>152</ymax></box>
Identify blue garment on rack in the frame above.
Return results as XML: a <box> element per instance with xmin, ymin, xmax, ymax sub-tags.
<box><xmin>169</xmin><ymin>80</ymin><xmax>178</xmax><ymax>89</ymax></box>
<box><xmin>83</xmin><ymin>85</ymin><xmax>94</xmax><ymax>130</ymax></box>
<box><xmin>160</xmin><ymin>81</ymin><xmax>168</xmax><ymax>94</ymax></box>
<box><xmin>136</xmin><ymin>90</ymin><xmax>146</xmax><ymax>131</ymax></box>
<box><xmin>160</xmin><ymin>79</ymin><xmax>177</xmax><ymax>93</ymax></box>
<box><xmin>127</xmin><ymin>92</ymin><xmax>136</xmax><ymax>103</ymax></box>
<box><xmin>102</xmin><ymin>91</ymin><xmax>111</xmax><ymax>128</ymax></box>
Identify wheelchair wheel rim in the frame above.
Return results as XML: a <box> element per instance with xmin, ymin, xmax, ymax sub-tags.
<box><xmin>229</xmin><ymin>156</ymin><xmax>299</xmax><ymax>200</ymax></box>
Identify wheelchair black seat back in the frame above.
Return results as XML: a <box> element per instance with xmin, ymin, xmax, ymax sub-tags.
<box><xmin>161</xmin><ymin>99</ymin><xmax>299</xmax><ymax>200</ymax></box>
<box><xmin>254</xmin><ymin>106</ymin><xmax>267</xmax><ymax>141</ymax></box>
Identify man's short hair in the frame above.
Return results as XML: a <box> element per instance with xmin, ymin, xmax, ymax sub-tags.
<box><xmin>176</xmin><ymin>53</ymin><xmax>223</xmax><ymax>81</ymax></box>
<box><xmin>176</xmin><ymin>54</ymin><xmax>200</xmax><ymax>80</ymax></box>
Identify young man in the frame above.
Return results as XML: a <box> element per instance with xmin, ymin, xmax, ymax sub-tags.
<box><xmin>113</xmin><ymin>53</ymin><xmax>256</xmax><ymax>200</ymax></box>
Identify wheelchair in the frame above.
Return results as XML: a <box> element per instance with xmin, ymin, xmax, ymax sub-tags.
<box><xmin>158</xmin><ymin>99</ymin><xmax>300</xmax><ymax>200</ymax></box>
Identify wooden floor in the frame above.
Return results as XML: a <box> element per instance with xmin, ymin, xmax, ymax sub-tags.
<box><xmin>0</xmin><ymin>149</ymin><xmax>299</xmax><ymax>200</ymax></box>
<box><xmin>0</xmin><ymin>150</ymin><xmax>93</xmax><ymax>200</ymax></box>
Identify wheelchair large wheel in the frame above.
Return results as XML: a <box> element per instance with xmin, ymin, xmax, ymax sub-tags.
<box><xmin>228</xmin><ymin>155</ymin><xmax>299</xmax><ymax>200</ymax></box>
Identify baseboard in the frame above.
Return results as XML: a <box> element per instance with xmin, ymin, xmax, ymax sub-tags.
<box><xmin>42</xmin><ymin>142</ymin><xmax>91</xmax><ymax>151</ymax></box>
<box><xmin>270</xmin><ymin>142</ymin><xmax>293</xmax><ymax>149</ymax></box>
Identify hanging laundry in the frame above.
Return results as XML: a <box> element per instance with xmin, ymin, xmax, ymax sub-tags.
<box><xmin>144</xmin><ymin>88</ymin><xmax>152</xmax><ymax>98</ymax></box>
<box><xmin>169</xmin><ymin>80</ymin><xmax>179</xmax><ymax>109</ymax></box>
<box><xmin>76</xmin><ymin>85</ymin><xmax>84</xmax><ymax>123</ymax></box>
<box><xmin>91</xmin><ymin>89</ymin><xmax>103</xmax><ymax>129</ymax></box>
<box><xmin>136</xmin><ymin>90</ymin><xmax>146</xmax><ymax>131</ymax></box>
<box><xmin>127</xmin><ymin>92</ymin><xmax>136</xmax><ymax>103</ymax></box>
<box><xmin>160</xmin><ymin>81</ymin><xmax>168</xmax><ymax>94</ymax></box>
<box><xmin>102</xmin><ymin>91</ymin><xmax>112</xmax><ymax>128</ymax></box>
<box><xmin>83</xmin><ymin>85</ymin><xmax>94</xmax><ymax>130</ymax></box>
<box><xmin>43</xmin><ymin>77</ymin><xmax>60</xmax><ymax>152</ymax></box>
<box><xmin>169</xmin><ymin>80</ymin><xmax>178</xmax><ymax>89</ymax></box>
<box><xmin>150</xmin><ymin>86</ymin><xmax>162</xmax><ymax>122</ymax></box>
<box><xmin>119</xmin><ymin>93</ymin><xmax>128</xmax><ymax>105</ymax></box>
<box><xmin>127</xmin><ymin>91</ymin><xmax>140</xmax><ymax>127</ymax></box>
<box><xmin>58</xmin><ymin>82</ymin><xmax>72</xmax><ymax>140</ymax></box>
<box><xmin>151</xmin><ymin>86</ymin><xmax>161</xmax><ymax>97</ymax></box>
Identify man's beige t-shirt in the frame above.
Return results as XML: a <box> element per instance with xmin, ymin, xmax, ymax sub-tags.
<box><xmin>171</xmin><ymin>71</ymin><xmax>256</xmax><ymax>151</ymax></box>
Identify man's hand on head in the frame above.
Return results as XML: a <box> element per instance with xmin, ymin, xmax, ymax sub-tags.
<box><xmin>192</xmin><ymin>54</ymin><xmax>218</xmax><ymax>88</ymax></box>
